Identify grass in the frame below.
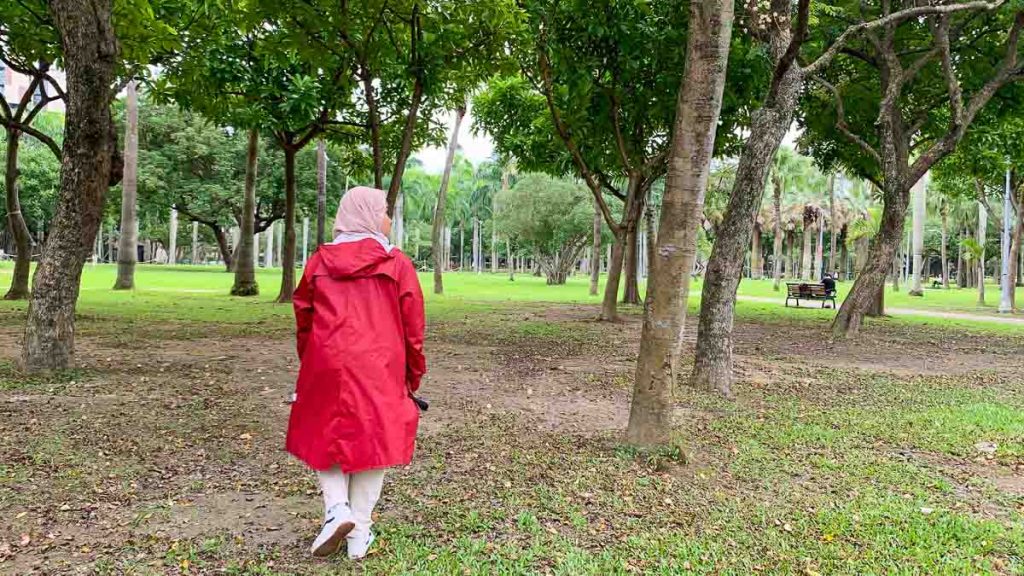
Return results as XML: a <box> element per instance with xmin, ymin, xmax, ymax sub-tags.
<box><xmin>0</xmin><ymin>263</ymin><xmax>1017</xmax><ymax>333</ymax></box>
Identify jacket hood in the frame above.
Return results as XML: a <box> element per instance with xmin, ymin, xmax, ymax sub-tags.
<box><xmin>316</xmin><ymin>239</ymin><xmax>396</xmax><ymax>279</ymax></box>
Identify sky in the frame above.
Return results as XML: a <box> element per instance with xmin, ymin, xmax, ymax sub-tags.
<box><xmin>414</xmin><ymin>104</ymin><xmax>495</xmax><ymax>174</ymax></box>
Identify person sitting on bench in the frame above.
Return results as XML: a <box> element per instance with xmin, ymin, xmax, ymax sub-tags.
<box><xmin>821</xmin><ymin>273</ymin><xmax>836</xmax><ymax>296</ymax></box>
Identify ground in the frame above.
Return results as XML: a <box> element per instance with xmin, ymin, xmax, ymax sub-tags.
<box><xmin>0</xmin><ymin>265</ymin><xmax>1022</xmax><ymax>575</ymax></box>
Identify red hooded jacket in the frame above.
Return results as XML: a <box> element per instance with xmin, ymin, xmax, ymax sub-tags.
<box><xmin>285</xmin><ymin>238</ymin><xmax>426</xmax><ymax>472</ymax></box>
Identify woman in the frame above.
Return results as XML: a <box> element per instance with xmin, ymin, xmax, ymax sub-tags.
<box><xmin>286</xmin><ymin>186</ymin><xmax>426</xmax><ymax>559</ymax></box>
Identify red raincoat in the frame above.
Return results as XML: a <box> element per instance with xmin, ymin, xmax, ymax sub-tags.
<box><xmin>285</xmin><ymin>239</ymin><xmax>426</xmax><ymax>473</ymax></box>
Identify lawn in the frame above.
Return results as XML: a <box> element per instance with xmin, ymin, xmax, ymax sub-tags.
<box><xmin>0</xmin><ymin>265</ymin><xmax>1021</xmax><ymax>574</ymax></box>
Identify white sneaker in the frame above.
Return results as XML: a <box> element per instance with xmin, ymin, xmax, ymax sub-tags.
<box><xmin>310</xmin><ymin>503</ymin><xmax>355</xmax><ymax>557</ymax></box>
<box><xmin>347</xmin><ymin>529</ymin><xmax>375</xmax><ymax>560</ymax></box>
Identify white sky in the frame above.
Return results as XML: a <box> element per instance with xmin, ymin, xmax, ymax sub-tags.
<box><xmin>414</xmin><ymin>104</ymin><xmax>494</xmax><ymax>174</ymax></box>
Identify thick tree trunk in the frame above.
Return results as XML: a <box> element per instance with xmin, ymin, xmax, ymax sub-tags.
<box><xmin>908</xmin><ymin>177</ymin><xmax>926</xmax><ymax>296</ymax></box>
<box><xmin>277</xmin><ymin>146</ymin><xmax>298</xmax><ymax>303</ymax></box>
<box><xmin>628</xmin><ymin>0</ymin><xmax>733</xmax><ymax>446</ymax></box>
<box><xmin>24</xmin><ymin>0</ymin><xmax>118</xmax><ymax>371</ymax></box>
<box><xmin>590</xmin><ymin>199</ymin><xmax>601</xmax><ymax>296</ymax></box>
<box><xmin>4</xmin><ymin>128</ymin><xmax>32</xmax><ymax>300</ymax></box>
<box><xmin>113</xmin><ymin>80</ymin><xmax>138</xmax><ymax>290</ymax></box>
<box><xmin>432</xmin><ymin>105</ymin><xmax>465</xmax><ymax>295</ymax></box>
<box><xmin>316</xmin><ymin>138</ymin><xmax>327</xmax><ymax>246</ymax></box>
<box><xmin>691</xmin><ymin>56</ymin><xmax>800</xmax><ymax>395</ymax></box>
<box><xmin>941</xmin><ymin>204</ymin><xmax>949</xmax><ymax>289</ymax></box>
<box><xmin>644</xmin><ymin>201</ymin><xmax>656</xmax><ymax>286</ymax></box>
<box><xmin>833</xmin><ymin>178</ymin><xmax>909</xmax><ymax>337</ymax></box>
<box><xmin>231</xmin><ymin>130</ymin><xmax>259</xmax><ymax>296</ymax></box>
<box><xmin>785</xmin><ymin>230</ymin><xmax>794</xmax><ymax>278</ymax></box>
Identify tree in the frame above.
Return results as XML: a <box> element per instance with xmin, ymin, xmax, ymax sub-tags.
<box><xmin>799</xmin><ymin>1</ymin><xmax>1023</xmax><ymax>337</ymax></box>
<box><xmin>627</xmin><ymin>0</ymin><xmax>735</xmax><ymax>445</ymax></box>
<box><xmin>22</xmin><ymin>0</ymin><xmax>122</xmax><ymax>370</ymax></box>
<box><xmin>232</xmin><ymin>130</ymin><xmax>259</xmax><ymax>296</ymax></box>
<box><xmin>114</xmin><ymin>81</ymin><xmax>139</xmax><ymax>290</ymax></box>
<box><xmin>432</xmin><ymin>105</ymin><xmax>465</xmax><ymax>295</ymax></box>
<box><xmin>495</xmin><ymin>173</ymin><xmax>593</xmax><ymax>284</ymax></box>
<box><xmin>475</xmin><ymin>0</ymin><xmax>766</xmax><ymax>320</ymax></box>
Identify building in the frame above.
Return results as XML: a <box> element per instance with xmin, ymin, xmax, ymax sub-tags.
<box><xmin>0</xmin><ymin>62</ymin><xmax>66</xmax><ymax>114</ymax></box>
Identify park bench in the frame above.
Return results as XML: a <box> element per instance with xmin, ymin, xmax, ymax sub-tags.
<box><xmin>785</xmin><ymin>282</ymin><xmax>837</xmax><ymax>309</ymax></box>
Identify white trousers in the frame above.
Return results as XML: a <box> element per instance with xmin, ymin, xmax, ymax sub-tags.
<box><xmin>317</xmin><ymin>467</ymin><xmax>386</xmax><ymax>534</ymax></box>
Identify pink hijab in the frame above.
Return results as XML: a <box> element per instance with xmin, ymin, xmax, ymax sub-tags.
<box><xmin>334</xmin><ymin>186</ymin><xmax>388</xmax><ymax>238</ymax></box>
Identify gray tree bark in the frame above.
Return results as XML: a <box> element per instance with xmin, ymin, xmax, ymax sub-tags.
<box><xmin>772</xmin><ymin>172</ymin><xmax>784</xmax><ymax>291</ymax></box>
<box><xmin>230</xmin><ymin>129</ymin><xmax>259</xmax><ymax>296</ymax></box>
<box><xmin>4</xmin><ymin>128</ymin><xmax>33</xmax><ymax>300</ymax></box>
<box><xmin>628</xmin><ymin>0</ymin><xmax>733</xmax><ymax>445</ymax></box>
<box><xmin>114</xmin><ymin>80</ymin><xmax>138</xmax><ymax>290</ymax></box>
<box><xmin>690</xmin><ymin>27</ymin><xmax>803</xmax><ymax>395</ymax></box>
<box><xmin>432</xmin><ymin>105</ymin><xmax>465</xmax><ymax>294</ymax></box>
<box><xmin>590</xmin><ymin>198</ymin><xmax>601</xmax><ymax>296</ymax></box>
<box><xmin>24</xmin><ymin>0</ymin><xmax>119</xmax><ymax>370</ymax></box>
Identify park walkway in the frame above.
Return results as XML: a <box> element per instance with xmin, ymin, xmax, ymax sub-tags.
<box><xmin>738</xmin><ymin>295</ymin><xmax>1024</xmax><ymax>326</ymax></box>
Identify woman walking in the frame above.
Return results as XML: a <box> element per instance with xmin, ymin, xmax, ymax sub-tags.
<box><xmin>286</xmin><ymin>186</ymin><xmax>426</xmax><ymax>559</ymax></box>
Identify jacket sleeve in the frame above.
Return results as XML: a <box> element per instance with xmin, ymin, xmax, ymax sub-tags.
<box><xmin>294</xmin><ymin>253</ymin><xmax>319</xmax><ymax>359</ymax></box>
<box><xmin>397</xmin><ymin>254</ymin><xmax>426</xmax><ymax>391</ymax></box>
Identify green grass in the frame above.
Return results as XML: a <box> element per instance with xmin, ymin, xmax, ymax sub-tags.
<box><xmin>0</xmin><ymin>263</ymin><xmax>1017</xmax><ymax>335</ymax></box>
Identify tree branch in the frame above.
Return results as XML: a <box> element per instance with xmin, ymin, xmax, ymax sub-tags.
<box><xmin>812</xmin><ymin>76</ymin><xmax>882</xmax><ymax>165</ymax></box>
<box><xmin>911</xmin><ymin>10</ymin><xmax>1024</xmax><ymax>183</ymax></box>
<box><xmin>536</xmin><ymin>32</ymin><xmax>620</xmax><ymax>234</ymax></box>
<box><xmin>805</xmin><ymin>0</ymin><xmax>1005</xmax><ymax>75</ymax></box>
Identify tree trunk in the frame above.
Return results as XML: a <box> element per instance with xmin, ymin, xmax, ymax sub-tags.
<box><xmin>801</xmin><ymin>217</ymin><xmax>813</xmax><ymax>280</ymax></box>
<box><xmin>622</xmin><ymin>224</ymin><xmax>641</xmax><ymax>304</ymax></box>
<box><xmin>459</xmin><ymin>225</ymin><xmax>465</xmax><ymax>271</ymax></box>
<box><xmin>590</xmin><ymin>198</ymin><xmax>601</xmax><ymax>296</ymax></box>
<box><xmin>978</xmin><ymin>201</ymin><xmax>987</xmax><ymax>306</ymax></box>
<box><xmin>316</xmin><ymin>138</ymin><xmax>327</xmax><ymax>246</ymax></box>
<box><xmin>785</xmin><ymin>229</ymin><xmax>794</xmax><ymax>279</ymax></box>
<box><xmin>386</xmin><ymin>78</ymin><xmax>424</xmax><ymax>216</ymax></box>
<box><xmin>957</xmin><ymin>228</ymin><xmax>966</xmax><ymax>288</ymax></box>
<box><xmin>908</xmin><ymin>177</ymin><xmax>925</xmax><ymax>296</ymax></box>
<box><xmin>829</xmin><ymin>173</ymin><xmax>839</xmax><ymax>276</ymax></box>
<box><xmin>892</xmin><ymin>255</ymin><xmax>900</xmax><ymax>292</ymax></box>
<box><xmin>277</xmin><ymin>146</ymin><xmax>298</xmax><ymax>302</ymax></box>
<box><xmin>644</xmin><ymin>201</ymin><xmax>655</xmax><ymax>286</ymax></box>
<box><xmin>211</xmin><ymin>224</ymin><xmax>232</xmax><ymax>271</ymax></box>
<box><xmin>24</xmin><ymin>0</ymin><xmax>118</xmax><ymax>371</ymax></box>
<box><xmin>940</xmin><ymin>203</ymin><xmax>949</xmax><ymax>289</ymax></box>
<box><xmin>602</xmin><ymin>233</ymin><xmax>625</xmax><ymax>320</ymax></box>
<box><xmin>833</xmin><ymin>177</ymin><xmax>910</xmax><ymax>337</ymax></box>
<box><xmin>264</xmin><ymin>221</ymin><xmax>275</xmax><ymax>268</ymax></box>
<box><xmin>231</xmin><ymin>129</ymin><xmax>259</xmax><ymax>296</ymax></box>
<box><xmin>628</xmin><ymin>0</ymin><xmax>733</xmax><ymax>446</ymax></box>
<box><xmin>168</xmin><ymin>208</ymin><xmax>178</xmax><ymax>265</ymax></box>
<box><xmin>813</xmin><ymin>217</ymin><xmax>824</xmax><ymax>281</ymax></box>
<box><xmin>113</xmin><ymin>80</ymin><xmax>138</xmax><ymax>290</ymax></box>
<box><xmin>432</xmin><ymin>105</ymin><xmax>465</xmax><ymax>295</ymax></box>
<box><xmin>4</xmin><ymin>128</ymin><xmax>32</xmax><ymax>300</ymax></box>
<box><xmin>772</xmin><ymin>174</ymin><xmax>783</xmax><ymax>291</ymax></box>
<box><xmin>690</xmin><ymin>53</ymin><xmax>801</xmax><ymax>395</ymax></box>
<box><xmin>191</xmin><ymin>220</ymin><xmax>199</xmax><ymax>265</ymax></box>
<box><xmin>751</xmin><ymin>222</ymin><xmax>763</xmax><ymax>280</ymax></box>
<box><xmin>507</xmin><ymin>238</ymin><xmax>514</xmax><ymax>281</ymax></box>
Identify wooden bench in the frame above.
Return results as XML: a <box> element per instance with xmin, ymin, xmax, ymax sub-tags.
<box><xmin>785</xmin><ymin>283</ymin><xmax>837</xmax><ymax>309</ymax></box>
